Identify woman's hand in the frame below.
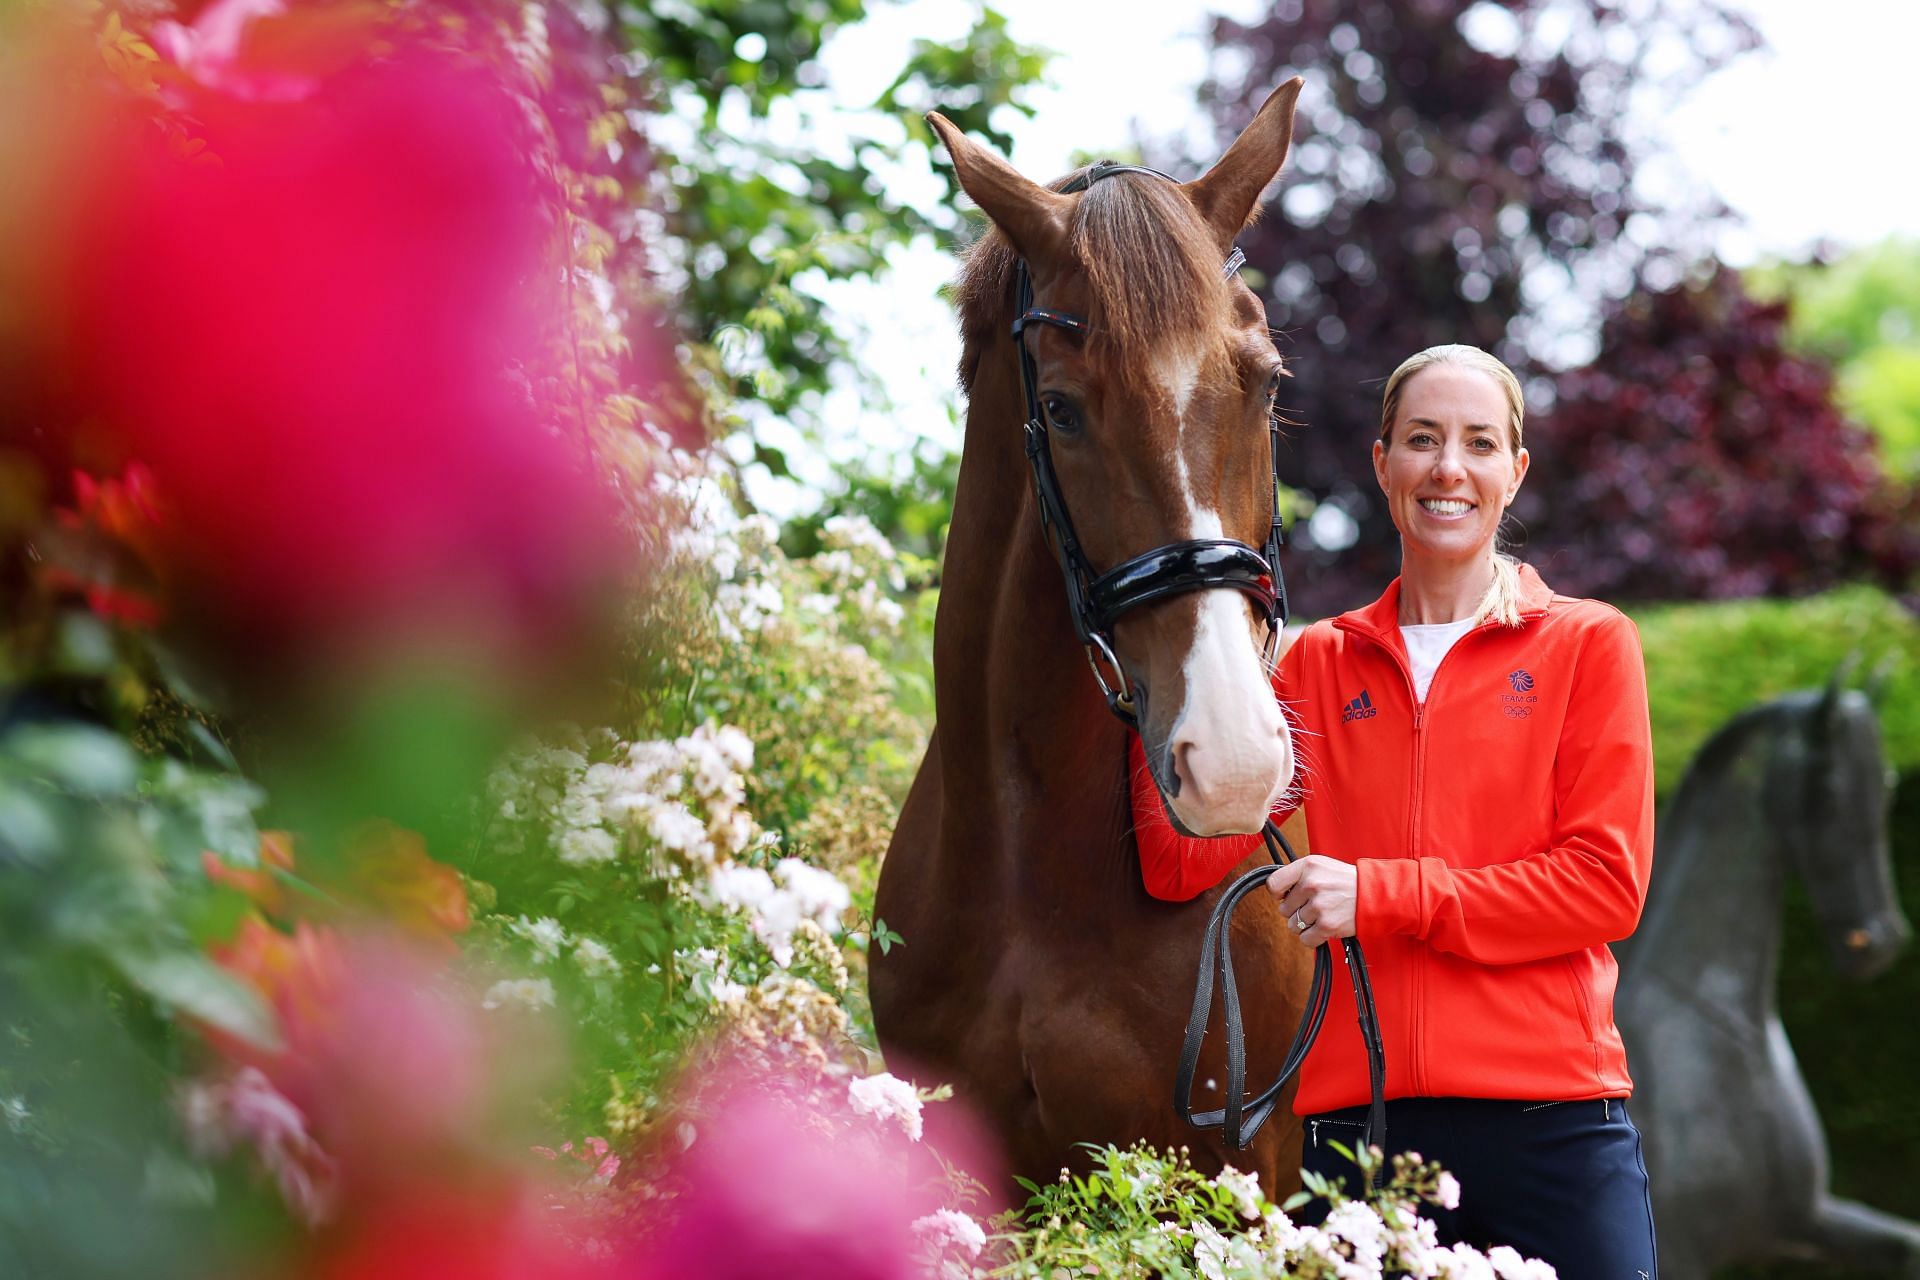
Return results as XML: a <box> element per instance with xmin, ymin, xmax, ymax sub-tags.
<box><xmin>1266</xmin><ymin>855</ymin><xmax>1357</xmax><ymax>948</ymax></box>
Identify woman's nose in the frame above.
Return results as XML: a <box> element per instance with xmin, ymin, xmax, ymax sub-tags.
<box><xmin>1432</xmin><ymin>445</ymin><xmax>1467</xmax><ymax>482</ymax></box>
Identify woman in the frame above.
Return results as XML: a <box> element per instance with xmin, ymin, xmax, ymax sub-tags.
<box><xmin>1131</xmin><ymin>344</ymin><xmax>1657</xmax><ymax>1277</ymax></box>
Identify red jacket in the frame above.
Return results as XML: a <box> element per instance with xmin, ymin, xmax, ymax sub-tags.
<box><xmin>1132</xmin><ymin>564</ymin><xmax>1653</xmax><ymax>1112</ymax></box>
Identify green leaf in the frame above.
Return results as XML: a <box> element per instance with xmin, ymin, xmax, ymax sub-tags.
<box><xmin>753</xmin><ymin>442</ymin><xmax>794</xmax><ymax>479</ymax></box>
<box><xmin>103</xmin><ymin>941</ymin><xmax>281</xmax><ymax>1051</ymax></box>
<box><xmin>0</xmin><ymin>785</ymin><xmax>63</xmax><ymax>867</ymax></box>
<box><xmin>185</xmin><ymin>720</ymin><xmax>239</xmax><ymax>773</ymax></box>
<box><xmin>52</xmin><ymin>612</ymin><xmax>117</xmax><ymax>676</ymax></box>
<box><xmin>4</xmin><ymin>724</ymin><xmax>139</xmax><ymax>797</ymax></box>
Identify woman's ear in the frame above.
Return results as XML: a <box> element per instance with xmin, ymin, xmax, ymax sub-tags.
<box><xmin>1507</xmin><ymin>446</ymin><xmax>1531</xmax><ymax>504</ymax></box>
<box><xmin>1372</xmin><ymin>437</ymin><xmax>1390</xmax><ymax>495</ymax></box>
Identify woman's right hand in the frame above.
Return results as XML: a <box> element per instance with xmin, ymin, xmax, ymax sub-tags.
<box><xmin>1267</xmin><ymin>854</ymin><xmax>1357</xmax><ymax>948</ymax></box>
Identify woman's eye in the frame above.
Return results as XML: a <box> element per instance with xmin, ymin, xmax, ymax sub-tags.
<box><xmin>1040</xmin><ymin>394</ymin><xmax>1081</xmax><ymax>433</ymax></box>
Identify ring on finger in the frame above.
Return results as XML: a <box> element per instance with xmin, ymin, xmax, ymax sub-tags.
<box><xmin>1295</xmin><ymin>914</ymin><xmax>1312</xmax><ymax>933</ymax></box>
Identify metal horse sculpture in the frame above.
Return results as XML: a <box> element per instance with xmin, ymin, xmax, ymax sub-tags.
<box><xmin>871</xmin><ymin>82</ymin><xmax>1315</xmax><ymax>1187</ymax></box>
<box><xmin>1618</xmin><ymin>674</ymin><xmax>1917</xmax><ymax>1278</ymax></box>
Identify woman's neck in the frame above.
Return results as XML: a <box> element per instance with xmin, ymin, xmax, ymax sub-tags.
<box><xmin>1396</xmin><ymin>552</ymin><xmax>1495</xmax><ymax>625</ymax></box>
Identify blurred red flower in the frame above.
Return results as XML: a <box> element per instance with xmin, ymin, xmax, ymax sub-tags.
<box><xmin>626</xmin><ymin>1062</ymin><xmax>998</xmax><ymax>1280</ymax></box>
<box><xmin>58</xmin><ymin>28</ymin><xmax>631</xmax><ymax>691</ymax></box>
<box><xmin>211</xmin><ymin>916</ymin><xmax>347</xmax><ymax>1060</ymax></box>
<box><xmin>203</xmin><ymin>829</ymin><xmax>298</xmax><ymax>917</ymax></box>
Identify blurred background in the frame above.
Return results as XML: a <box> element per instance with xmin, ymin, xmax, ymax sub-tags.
<box><xmin>0</xmin><ymin>0</ymin><xmax>1913</xmax><ymax>1276</ymax></box>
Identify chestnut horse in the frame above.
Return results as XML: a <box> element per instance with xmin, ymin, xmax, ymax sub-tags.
<box><xmin>871</xmin><ymin>82</ymin><xmax>1317</xmax><ymax>1189</ymax></box>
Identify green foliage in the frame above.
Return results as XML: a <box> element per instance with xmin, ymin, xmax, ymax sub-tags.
<box><xmin>625</xmin><ymin>1</ymin><xmax>1048</xmax><ymax>439</ymax></box>
<box><xmin>996</xmin><ymin>1141</ymin><xmax>1475</xmax><ymax>1279</ymax></box>
<box><xmin>876</xmin><ymin>6</ymin><xmax>1052</xmax><ymax>162</ymax></box>
<box><xmin>0</xmin><ymin>718</ymin><xmax>279</xmax><ymax>1277</ymax></box>
<box><xmin>0</xmin><ymin>722</ymin><xmax>275</xmax><ymax>1048</ymax></box>
<box><xmin>1837</xmin><ymin>343</ymin><xmax>1920</xmax><ymax>478</ymax></box>
<box><xmin>460</xmin><ymin>513</ymin><xmax>929</xmax><ymax>1135</ymax></box>
<box><xmin>1627</xmin><ymin>586</ymin><xmax>1920</xmax><ymax>794</ymax></box>
<box><xmin>1749</xmin><ymin>238</ymin><xmax>1920</xmax><ymax>475</ymax></box>
<box><xmin>1002</xmin><ymin>1145</ymin><xmax>1255</xmax><ymax>1277</ymax></box>
<box><xmin>785</xmin><ymin>435</ymin><xmax>959</xmax><ymax>567</ymax></box>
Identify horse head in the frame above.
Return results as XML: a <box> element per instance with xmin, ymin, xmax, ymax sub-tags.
<box><xmin>1767</xmin><ymin>667</ymin><xmax>1912</xmax><ymax>981</ymax></box>
<box><xmin>928</xmin><ymin>80</ymin><xmax>1303</xmax><ymax>837</ymax></box>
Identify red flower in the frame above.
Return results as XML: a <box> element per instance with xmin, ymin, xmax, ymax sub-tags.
<box><xmin>60</xmin><ymin>36</ymin><xmax>631</xmax><ymax>689</ymax></box>
<box><xmin>203</xmin><ymin>830</ymin><xmax>298</xmax><ymax>918</ymax></box>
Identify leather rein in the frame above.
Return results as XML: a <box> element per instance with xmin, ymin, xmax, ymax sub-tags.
<box><xmin>1008</xmin><ymin>160</ymin><xmax>1387</xmax><ymax>1159</ymax></box>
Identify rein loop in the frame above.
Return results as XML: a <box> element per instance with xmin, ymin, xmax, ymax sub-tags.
<box><xmin>1175</xmin><ymin>821</ymin><xmax>1387</xmax><ymax>1157</ymax></box>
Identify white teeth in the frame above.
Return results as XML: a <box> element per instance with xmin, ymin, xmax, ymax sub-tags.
<box><xmin>1420</xmin><ymin>498</ymin><xmax>1473</xmax><ymax>515</ymax></box>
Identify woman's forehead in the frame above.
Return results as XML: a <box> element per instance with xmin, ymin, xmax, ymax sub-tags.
<box><xmin>1396</xmin><ymin>363</ymin><xmax>1509</xmax><ymax>425</ymax></box>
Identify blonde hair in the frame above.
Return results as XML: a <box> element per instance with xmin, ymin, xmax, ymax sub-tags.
<box><xmin>1378</xmin><ymin>344</ymin><xmax>1527</xmax><ymax>628</ymax></box>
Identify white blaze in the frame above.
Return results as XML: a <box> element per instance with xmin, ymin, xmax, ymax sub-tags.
<box><xmin>1153</xmin><ymin>350</ymin><xmax>1292</xmax><ymax>833</ymax></box>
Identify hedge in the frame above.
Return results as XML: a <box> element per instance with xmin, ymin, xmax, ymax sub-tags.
<box><xmin>1627</xmin><ymin>585</ymin><xmax>1920</xmax><ymax>794</ymax></box>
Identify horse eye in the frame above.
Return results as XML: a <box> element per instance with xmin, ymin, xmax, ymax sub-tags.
<box><xmin>1040</xmin><ymin>393</ymin><xmax>1082</xmax><ymax>434</ymax></box>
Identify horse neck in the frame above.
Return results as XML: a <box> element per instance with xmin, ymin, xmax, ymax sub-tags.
<box><xmin>931</xmin><ymin>331</ymin><xmax>1138</xmax><ymax>900</ymax></box>
<box><xmin>1630</xmin><ymin>713</ymin><xmax>1790</xmax><ymax>1018</ymax></box>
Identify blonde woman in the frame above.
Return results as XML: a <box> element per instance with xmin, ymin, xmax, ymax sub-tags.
<box><xmin>1132</xmin><ymin>345</ymin><xmax>1658</xmax><ymax>1277</ymax></box>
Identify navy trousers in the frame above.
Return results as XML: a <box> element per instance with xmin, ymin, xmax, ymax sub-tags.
<box><xmin>1300</xmin><ymin>1097</ymin><xmax>1658</xmax><ymax>1280</ymax></box>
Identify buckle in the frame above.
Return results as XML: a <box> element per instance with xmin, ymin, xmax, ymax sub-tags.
<box><xmin>1084</xmin><ymin>633</ymin><xmax>1135</xmax><ymax>716</ymax></box>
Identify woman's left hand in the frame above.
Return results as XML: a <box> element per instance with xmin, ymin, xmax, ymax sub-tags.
<box><xmin>1266</xmin><ymin>855</ymin><xmax>1358</xmax><ymax>948</ymax></box>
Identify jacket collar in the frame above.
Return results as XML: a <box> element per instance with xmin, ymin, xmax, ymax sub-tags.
<box><xmin>1334</xmin><ymin>561</ymin><xmax>1554</xmax><ymax>645</ymax></box>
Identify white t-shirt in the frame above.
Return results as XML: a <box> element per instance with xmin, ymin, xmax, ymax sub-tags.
<box><xmin>1401</xmin><ymin>618</ymin><xmax>1476</xmax><ymax>704</ymax></box>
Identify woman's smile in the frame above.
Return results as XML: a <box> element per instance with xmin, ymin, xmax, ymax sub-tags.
<box><xmin>1416</xmin><ymin>496</ymin><xmax>1476</xmax><ymax>518</ymax></box>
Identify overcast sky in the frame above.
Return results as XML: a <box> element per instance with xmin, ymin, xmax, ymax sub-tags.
<box><xmin>738</xmin><ymin>0</ymin><xmax>1920</xmax><ymax>514</ymax></box>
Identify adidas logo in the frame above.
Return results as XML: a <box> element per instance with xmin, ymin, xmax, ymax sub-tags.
<box><xmin>1341</xmin><ymin>690</ymin><xmax>1378</xmax><ymax>722</ymax></box>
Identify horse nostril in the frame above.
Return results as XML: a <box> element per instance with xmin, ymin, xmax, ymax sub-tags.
<box><xmin>1168</xmin><ymin>739</ymin><xmax>1194</xmax><ymax>800</ymax></box>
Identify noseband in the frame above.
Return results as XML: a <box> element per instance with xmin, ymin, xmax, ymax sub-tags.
<box><xmin>1011</xmin><ymin>162</ymin><xmax>1287</xmax><ymax>724</ymax></box>
<box><xmin>1008</xmin><ymin>159</ymin><xmax>1386</xmax><ymax>1164</ymax></box>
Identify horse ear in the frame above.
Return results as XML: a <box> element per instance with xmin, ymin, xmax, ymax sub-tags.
<box><xmin>925</xmin><ymin>112</ymin><xmax>1073</xmax><ymax>267</ymax></box>
<box><xmin>1817</xmin><ymin>651</ymin><xmax>1863</xmax><ymax>734</ymax></box>
<box><xmin>1183</xmin><ymin>77</ymin><xmax>1304</xmax><ymax>254</ymax></box>
<box><xmin>1865</xmin><ymin>652</ymin><xmax>1898</xmax><ymax>707</ymax></box>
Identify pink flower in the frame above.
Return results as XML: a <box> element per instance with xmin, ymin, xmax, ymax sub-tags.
<box><xmin>846</xmin><ymin>1072</ymin><xmax>924</xmax><ymax>1141</ymax></box>
<box><xmin>1436</xmin><ymin>1170</ymin><xmax>1462</xmax><ymax>1211</ymax></box>
<box><xmin>150</xmin><ymin>0</ymin><xmax>320</xmax><ymax>102</ymax></box>
<box><xmin>63</xmin><ymin>40</ymin><xmax>635</xmax><ymax>699</ymax></box>
<box><xmin>179</xmin><ymin>1066</ymin><xmax>339</xmax><ymax>1224</ymax></box>
<box><xmin>912</xmin><ymin>1209</ymin><xmax>987</xmax><ymax>1259</ymax></box>
<box><xmin>626</xmin><ymin>1061</ymin><xmax>1005</xmax><ymax>1280</ymax></box>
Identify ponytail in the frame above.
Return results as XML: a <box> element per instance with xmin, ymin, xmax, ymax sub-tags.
<box><xmin>1473</xmin><ymin>552</ymin><xmax>1523</xmax><ymax>628</ymax></box>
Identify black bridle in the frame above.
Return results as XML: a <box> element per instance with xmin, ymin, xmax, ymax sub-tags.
<box><xmin>1012</xmin><ymin>163</ymin><xmax>1283</xmax><ymax>725</ymax></box>
<box><xmin>1009</xmin><ymin>159</ymin><xmax>1386</xmax><ymax>1162</ymax></box>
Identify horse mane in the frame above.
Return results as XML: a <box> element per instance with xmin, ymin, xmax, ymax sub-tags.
<box><xmin>1668</xmin><ymin>698</ymin><xmax>1797</xmax><ymax>803</ymax></box>
<box><xmin>954</xmin><ymin>168</ymin><xmax>1230</xmax><ymax>392</ymax></box>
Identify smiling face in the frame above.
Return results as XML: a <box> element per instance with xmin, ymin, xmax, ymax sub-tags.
<box><xmin>1373</xmin><ymin>362</ymin><xmax>1529</xmax><ymax>570</ymax></box>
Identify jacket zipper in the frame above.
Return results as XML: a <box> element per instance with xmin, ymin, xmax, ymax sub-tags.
<box><xmin>1338</xmin><ymin>619</ymin><xmax>1496</xmax><ymax>1099</ymax></box>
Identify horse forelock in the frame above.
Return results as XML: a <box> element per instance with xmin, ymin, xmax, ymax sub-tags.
<box><xmin>953</xmin><ymin>168</ymin><xmax>1235</xmax><ymax>394</ymax></box>
<box><xmin>1071</xmin><ymin>175</ymin><xmax>1230</xmax><ymax>380</ymax></box>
